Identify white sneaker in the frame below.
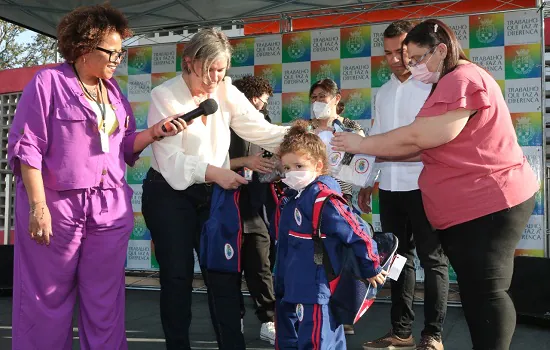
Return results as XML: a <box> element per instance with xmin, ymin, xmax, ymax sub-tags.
<box><xmin>260</xmin><ymin>321</ymin><xmax>275</xmax><ymax>345</ymax></box>
<box><xmin>241</xmin><ymin>318</ymin><xmax>244</xmax><ymax>334</ymax></box>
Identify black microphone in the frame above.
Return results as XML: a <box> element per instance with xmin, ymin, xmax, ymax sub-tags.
<box><xmin>161</xmin><ymin>98</ymin><xmax>218</xmax><ymax>132</ymax></box>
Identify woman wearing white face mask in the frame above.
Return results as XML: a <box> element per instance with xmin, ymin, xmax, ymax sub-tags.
<box><xmin>332</xmin><ymin>19</ymin><xmax>537</xmax><ymax>350</ymax></box>
<box><xmin>309</xmin><ymin>79</ymin><xmax>365</xmax><ymax>228</ymax></box>
<box><xmin>309</xmin><ymin>79</ymin><xmax>364</xmax><ymax>135</ymax></box>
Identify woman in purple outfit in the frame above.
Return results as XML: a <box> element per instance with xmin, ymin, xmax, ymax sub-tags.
<box><xmin>8</xmin><ymin>4</ymin><xmax>184</xmax><ymax>350</ymax></box>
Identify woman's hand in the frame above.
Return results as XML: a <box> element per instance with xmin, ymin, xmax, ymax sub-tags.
<box><xmin>206</xmin><ymin>166</ymin><xmax>249</xmax><ymax>190</ymax></box>
<box><xmin>28</xmin><ymin>201</ymin><xmax>53</xmax><ymax>245</ymax></box>
<box><xmin>245</xmin><ymin>152</ymin><xmax>276</xmax><ymax>174</ymax></box>
<box><xmin>367</xmin><ymin>270</ymin><xmax>388</xmax><ymax>288</ymax></box>
<box><xmin>150</xmin><ymin>116</ymin><xmax>190</xmax><ymax>141</ymax></box>
<box><xmin>331</xmin><ymin>132</ymin><xmax>366</xmax><ymax>154</ymax></box>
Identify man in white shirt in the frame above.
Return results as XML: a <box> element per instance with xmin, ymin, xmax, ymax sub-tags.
<box><xmin>360</xmin><ymin>20</ymin><xmax>448</xmax><ymax>350</ymax></box>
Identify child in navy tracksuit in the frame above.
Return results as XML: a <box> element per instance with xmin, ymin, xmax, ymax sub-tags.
<box><xmin>273</xmin><ymin>120</ymin><xmax>387</xmax><ymax>350</ymax></box>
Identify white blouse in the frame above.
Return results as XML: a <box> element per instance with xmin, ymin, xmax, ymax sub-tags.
<box><xmin>147</xmin><ymin>75</ymin><xmax>288</xmax><ymax>191</ymax></box>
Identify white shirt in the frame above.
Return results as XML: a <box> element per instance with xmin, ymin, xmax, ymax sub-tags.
<box><xmin>148</xmin><ymin>75</ymin><xmax>288</xmax><ymax>191</ymax></box>
<box><xmin>369</xmin><ymin>74</ymin><xmax>432</xmax><ymax>192</ymax></box>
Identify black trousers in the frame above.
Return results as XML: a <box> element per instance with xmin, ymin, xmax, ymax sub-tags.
<box><xmin>142</xmin><ymin>168</ymin><xmax>245</xmax><ymax>350</ymax></box>
<box><xmin>379</xmin><ymin>189</ymin><xmax>449</xmax><ymax>339</ymax></box>
<box><xmin>438</xmin><ymin>195</ymin><xmax>535</xmax><ymax>350</ymax></box>
<box><xmin>239</xmin><ymin>230</ymin><xmax>276</xmax><ymax>323</ymax></box>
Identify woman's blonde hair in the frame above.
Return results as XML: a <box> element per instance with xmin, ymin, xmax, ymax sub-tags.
<box><xmin>279</xmin><ymin>119</ymin><xmax>329</xmax><ymax>175</ymax></box>
<box><xmin>181</xmin><ymin>28</ymin><xmax>232</xmax><ymax>83</ymax></box>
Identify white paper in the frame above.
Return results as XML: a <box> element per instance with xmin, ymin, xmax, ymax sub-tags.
<box><xmin>100</xmin><ymin>130</ymin><xmax>110</xmax><ymax>153</ymax></box>
<box><xmin>318</xmin><ymin>130</ymin><xmax>376</xmax><ymax>186</ymax></box>
<box><xmin>335</xmin><ymin>154</ymin><xmax>376</xmax><ymax>187</ymax></box>
<box><xmin>388</xmin><ymin>254</ymin><xmax>407</xmax><ymax>281</ymax></box>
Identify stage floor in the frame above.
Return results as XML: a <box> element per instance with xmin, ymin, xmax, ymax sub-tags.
<box><xmin>1</xmin><ymin>288</ymin><xmax>549</xmax><ymax>349</ymax></box>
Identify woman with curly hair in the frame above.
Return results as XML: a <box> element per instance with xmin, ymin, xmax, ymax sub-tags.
<box><xmin>8</xmin><ymin>4</ymin><xmax>184</xmax><ymax>349</ymax></box>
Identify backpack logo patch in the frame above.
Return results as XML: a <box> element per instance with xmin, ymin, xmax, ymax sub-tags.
<box><xmin>224</xmin><ymin>243</ymin><xmax>234</xmax><ymax>260</ymax></box>
<box><xmin>296</xmin><ymin>303</ymin><xmax>304</xmax><ymax>322</ymax></box>
<box><xmin>294</xmin><ymin>208</ymin><xmax>302</xmax><ymax>226</ymax></box>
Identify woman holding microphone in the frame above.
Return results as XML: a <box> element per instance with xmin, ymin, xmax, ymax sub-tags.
<box><xmin>141</xmin><ymin>28</ymin><xmax>288</xmax><ymax>350</ymax></box>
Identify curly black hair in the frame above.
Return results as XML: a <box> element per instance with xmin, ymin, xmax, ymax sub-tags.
<box><xmin>233</xmin><ymin>75</ymin><xmax>274</xmax><ymax>100</ymax></box>
<box><xmin>57</xmin><ymin>3</ymin><xmax>133</xmax><ymax>62</ymax></box>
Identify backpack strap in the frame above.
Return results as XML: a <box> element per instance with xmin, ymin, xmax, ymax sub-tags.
<box><xmin>273</xmin><ymin>193</ymin><xmax>288</xmax><ymax>241</ymax></box>
<box><xmin>311</xmin><ymin>184</ymin><xmax>349</xmax><ymax>283</ymax></box>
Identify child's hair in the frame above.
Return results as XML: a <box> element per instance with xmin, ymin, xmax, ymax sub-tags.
<box><xmin>279</xmin><ymin>119</ymin><xmax>329</xmax><ymax>174</ymax></box>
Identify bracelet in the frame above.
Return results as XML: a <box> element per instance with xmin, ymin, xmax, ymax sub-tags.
<box><xmin>30</xmin><ymin>205</ymin><xmax>45</xmax><ymax>220</ymax></box>
<box><xmin>30</xmin><ymin>201</ymin><xmax>46</xmax><ymax>211</ymax></box>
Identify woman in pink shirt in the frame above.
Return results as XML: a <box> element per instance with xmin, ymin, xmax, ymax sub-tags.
<box><xmin>332</xmin><ymin>19</ymin><xmax>538</xmax><ymax>350</ymax></box>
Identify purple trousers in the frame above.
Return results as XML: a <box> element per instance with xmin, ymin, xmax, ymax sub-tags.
<box><xmin>11</xmin><ymin>180</ymin><xmax>134</xmax><ymax>350</ymax></box>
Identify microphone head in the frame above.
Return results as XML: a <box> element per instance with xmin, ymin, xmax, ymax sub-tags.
<box><xmin>200</xmin><ymin>98</ymin><xmax>218</xmax><ymax>115</ymax></box>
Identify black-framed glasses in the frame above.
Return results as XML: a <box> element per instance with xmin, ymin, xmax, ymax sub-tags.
<box><xmin>259</xmin><ymin>97</ymin><xmax>268</xmax><ymax>106</ymax></box>
<box><xmin>407</xmin><ymin>46</ymin><xmax>436</xmax><ymax>68</ymax></box>
<box><xmin>96</xmin><ymin>47</ymin><xmax>127</xmax><ymax>63</ymax></box>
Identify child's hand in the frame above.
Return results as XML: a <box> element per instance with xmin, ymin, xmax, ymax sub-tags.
<box><xmin>367</xmin><ymin>270</ymin><xmax>388</xmax><ymax>288</ymax></box>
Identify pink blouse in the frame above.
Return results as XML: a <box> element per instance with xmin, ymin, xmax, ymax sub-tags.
<box><xmin>416</xmin><ymin>63</ymin><xmax>538</xmax><ymax>230</ymax></box>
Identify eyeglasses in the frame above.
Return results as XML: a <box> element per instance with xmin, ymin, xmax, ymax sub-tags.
<box><xmin>259</xmin><ymin>97</ymin><xmax>268</xmax><ymax>106</ymax></box>
<box><xmin>96</xmin><ymin>47</ymin><xmax>127</xmax><ymax>63</ymax></box>
<box><xmin>407</xmin><ymin>46</ymin><xmax>436</xmax><ymax>68</ymax></box>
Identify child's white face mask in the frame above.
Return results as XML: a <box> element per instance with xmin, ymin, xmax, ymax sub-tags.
<box><xmin>282</xmin><ymin>170</ymin><xmax>317</xmax><ymax>191</ymax></box>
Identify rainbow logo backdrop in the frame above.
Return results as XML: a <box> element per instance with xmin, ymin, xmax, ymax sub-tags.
<box><xmin>340</xmin><ymin>26</ymin><xmax>371</xmax><ymax>59</ymax></box>
<box><xmin>152</xmin><ymin>72</ymin><xmax>177</xmax><ymax>89</ymax></box>
<box><xmin>151</xmin><ymin>240</ymin><xmax>159</xmax><ymax>269</ymax></box>
<box><xmin>130</xmin><ymin>102</ymin><xmax>150</xmax><ymax>130</ymax></box>
<box><xmin>510</xmin><ymin>112</ymin><xmax>543</xmax><ymax>146</ymax></box>
<box><xmin>311</xmin><ymin>59</ymin><xmax>341</xmax><ymax>86</ymax></box>
<box><xmin>114</xmin><ymin>75</ymin><xmax>128</xmax><ymax>97</ymax></box>
<box><xmin>127</xmin><ymin>157</ymin><xmax>151</xmax><ymax>185</ymax></box>
<box><xmin>128</xmin><ymin>47</ymin><xmax>152</xmax><ymax>75</ymax></box>
<box><xmin>469</xmin><ymin>14</ymin><xmax>504</xmax><ymax>49</ymax></box>
<box><xmin>371</xmin><ymin>183</ymin><xmax>380</xmax><ymax>215</ymax></box>
<box><xmin>282</xmin><ymin>32</ymin><xmax>311</xmax><ymax>63</ymax></box>
<box><xmin>254</xmin><ymin>64</ymin><xmax>283</xmax><ymax>93</ymax></box>
<box><xmin>496</xmin><ymin>80</ymin><xmax>505</xmax><ymax>97</ymax></box>
<box><xmin>505</xmin><ymin>44</ymin><xmax>542</xmax><ymax>80</ymax></box>
<box><xmin>176</xmin><ymin>43</ymin><xmax>186</xmax><ymax>72</ymax></box>
<box><xmin>533</xmin><ymin>181</ymin><xmax>544</xmax><ymax>215</ymax></box>
<box><xmin>448</xmin><ymin>266</ymin><xmax>458</xmax><ymax>283</ymax></box>
<box><xmin>370</xmin><ymin>56</ymin><xmax>392</xmax><ymax>88</ymax></box>
<box><xmin>282</xmin><ymin>92</ymin><xmax>310</xmax><ymax>123</ymax></box>
<box><xmin>231</xmin><ymin>38</ymin><xmax>255</xmax><ymax>67</ymax></box>
<box><xmin>131</xmin><ymin>213</ymin><xmax>151</xmax><ymax>240</ymax></box>
<box><xmin>515</xmin><ymin>249</ymin><xmax>544</xmax><ymax>257</ymax></box>
<box><xmin>340</xmin><ymin>88</ymin><xmax>371</xmax><ymax>120</ymax></box>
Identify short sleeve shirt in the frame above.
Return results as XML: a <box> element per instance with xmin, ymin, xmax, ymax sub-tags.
<box><xmin>416</xmin><ymin>63</ymin><xmax>538</xmax><ymax>229</ymax></box>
